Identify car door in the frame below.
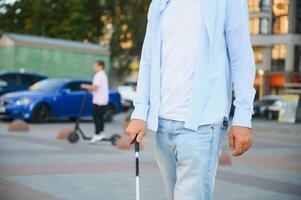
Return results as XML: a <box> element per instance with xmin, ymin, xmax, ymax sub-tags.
<box><xmin>58</xmin><ymin>81</ymin><xmax>90</xmax><ymax>117</ymax></box>
<box><xmin>70</xmin><ymin>81</ymin><xmax>93</xmax><ymax>117</ymax></box>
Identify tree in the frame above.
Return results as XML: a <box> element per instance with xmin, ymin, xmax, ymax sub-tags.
<box><xmin>0</xmin><ymin>0</ymin><xmax>104</xmax><ymax>42</ymax></box>
<box><xmin>101</xmin><ymin>0</ymin><xmax>150</xmax><ymax>71</ymax></box>
<box><xmin>0</xmin><ymin>0</ymin><xmax>151</xmax><ymax>71</ymax></box>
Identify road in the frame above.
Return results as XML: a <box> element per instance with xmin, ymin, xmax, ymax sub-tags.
<box><xmin>0</xmin><ymin>113</ymin><xmax>300</xmax><ymax>200</ymax></box>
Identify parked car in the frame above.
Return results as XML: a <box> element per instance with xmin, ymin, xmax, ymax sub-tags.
<box><xmin>117</xmin><ymin>81</ymin><xmax>137</xmax><ymax>111</ymax></box>
<box><xmin>254</xmin><ymin>95</ymin><xmax>283</xmax><ymax>118</ymax></box>
<box><xmin>0</xmin><ymin>72</ymin><xmax>47</xmax><ymax>96</ymax></box>
<box><xmin>266</xmin><ymin>99</ymin><xmax>284</xmax><ymax>120</ymax></box>
<box><xmin>0</xmin><ymin>78</ymin><xmax>122</xmax><ymax>122</ymax></box>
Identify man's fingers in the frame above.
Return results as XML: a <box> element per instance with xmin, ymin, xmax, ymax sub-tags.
<box><xmin>126</xmin><ymin>119</ymin><xmax>147</xmax><ymax>144</ymax></box>
<box><xmin>229</xmin><ymin>126</ymin><xmax>253</xmax><ymax>156</ymax></box>
<box><xmin>126</xmin><ymin>128</ymin><xmax>144</xmax><ymax>143</ymax></box>
<box><xmin>126</xmin><ymin>127</ymin><xmax>136</xmax><ymax>141</ymax></box>
<box><xmin>136</xmin><ymin>131</ymin><xmax>145</xmax><ymax>143</ymax></box>
<box><xmin>229</xmin><ymin>132</ymin><xmax>235</xmax><ymax>151</ymax></box>
<box><xmin>233</xmin><ymin>137</ymin><xmax>243</xmax><ymax>156</ymax></box>
<box><xmin>248</xmin><ymin>137</ymin><xmax>253</xmax><ymax>150</ymax></box>
<box><xmin>243</xmin><ymin>139</ymin><xmax>252</xmax><ymax>153</ymax></box>
<box><xmin>128</xmin><ymin>131</ymin><xmax>138</xmax><ymax>142</ymax></box>
<box><xmin>242</xmin><ymin>144</ymin><xmax>248</xmax><ymax>154</ymax></box>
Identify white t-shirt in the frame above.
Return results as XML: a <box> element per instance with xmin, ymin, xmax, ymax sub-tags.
<box><xmin>92</xmin><ymin>71</ymin><xmax>109</xmax><ymax>105</ymax></box>
<box><xmin>159</xmin><ymin>0</ymin><xmax>204</xmax><ymax>121</ymax></box>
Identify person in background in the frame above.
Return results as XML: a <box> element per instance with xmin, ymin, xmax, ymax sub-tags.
<box><xmin>81</xmin><ymin>60</ymin><xmax>109</xmax><ymax>144</ymax></box>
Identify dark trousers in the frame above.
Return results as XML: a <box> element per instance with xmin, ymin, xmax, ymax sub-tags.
<box><xmin>92</xmin><ymin>104</ymin><xmax>106</xmax><ymax>134</ymax></box>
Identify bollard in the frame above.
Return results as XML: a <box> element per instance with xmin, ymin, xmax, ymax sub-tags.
<box><xmin>56</xmin><ymin>127</ymin><xmax>73</xmax><ymax>140</ymax></box>
<box><xmin>8</xmin><ymin>119</ymin><xmax>29</xmax><ymax>132</ymax></box>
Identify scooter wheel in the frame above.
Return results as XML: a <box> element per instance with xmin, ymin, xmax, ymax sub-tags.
<box><xmin>68</xmin><ymin>131</ymin><xmax>80</xmax><ymax>144</ymax></box>
<box><xmin>110</xmin><ymin>134</ymin><xmax>121</xmax><ymax>146</ymax></box>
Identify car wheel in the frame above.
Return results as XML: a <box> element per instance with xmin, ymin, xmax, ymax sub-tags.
<box><xmin>104</xmin><ymin>105</ymin><xmax>115</xmax><ymax>122</ymax></box>
<box><xmin>31</xmin><ymin>103</ymin><xmax>51</xmax><ymax>123</ymax></box>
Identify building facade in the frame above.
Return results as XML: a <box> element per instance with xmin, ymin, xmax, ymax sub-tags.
<box><xmin>0</xmin><ymin>33</ymin><xmax>110</xmax><ymax>79</ymax></box>
<box><xmin>248</xmin><ymin>0</ymin><xmax>301</xmax><ymax>98</ymax></box>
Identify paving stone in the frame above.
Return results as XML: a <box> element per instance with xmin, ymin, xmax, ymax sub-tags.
<box><xmin>0</xmin><ymin>114</ymin><xmax>300</xmax><ymax>200</ymax></box>
<box><xmin>0</xmin><ymin>178</ymin><xmax>61</xmax><ymax>200</ymax></box>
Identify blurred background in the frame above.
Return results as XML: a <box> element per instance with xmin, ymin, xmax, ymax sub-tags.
<box><xmin>0</xmin><ymin>0</ymin><xmax>300</xmax><ymax>200</ymax></box>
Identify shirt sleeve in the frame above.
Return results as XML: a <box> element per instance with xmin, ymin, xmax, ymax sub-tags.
<box><xmin>225</xmin><ymin>0</ymin><xmax>256</xmax><ymax>128</ymax></box>
<box><xmin>130</xmin><ymin>3</ymin><xmax>153</xmax><ymax>121</ymax></box>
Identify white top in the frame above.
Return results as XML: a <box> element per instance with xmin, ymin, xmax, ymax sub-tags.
<box><xmin>159</xmin><ymin>0</ymin><xmax>204</xmax><ymax>121</ymax></box>
<box><xmin>92</xmin><ymin>70</ymin><xmax>109</xmax><ymax>105</ymax></box>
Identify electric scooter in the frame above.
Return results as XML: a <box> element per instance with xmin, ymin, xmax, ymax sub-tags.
<box><xmin>68</xmin><ymin>91</ymin><xmax>121</xmax><ymax>145</ymax></box>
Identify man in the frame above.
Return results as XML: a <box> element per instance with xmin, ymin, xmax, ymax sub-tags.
<box><xmin>127</xmin><ymin>0</ymin><xmax>256</xmax><ymax>199</ymax></box>
<box><xmin>81</xmin><ymin>61</ymin><xmax>109</xmax><ymax>144</ymax></box>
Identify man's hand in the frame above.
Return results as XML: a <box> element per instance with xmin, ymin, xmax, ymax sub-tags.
<box><xmin>126</xmin><ymin>119</ymin><xmax>147</xmax><ymax>143</ymax></box>
<box><xmin>81</xmin><ymin>84</ymin><xmax>97</xmax><ymax>91</ymax></box>
<box><xmin>81</xmin><ymin>84</ymin><xmax>90</xmax><ymax>90</ymax></box>
<box><xmin>229</xmin><ymin>126</ymin><xmax>253</xmax><ymax>156</ymax></box>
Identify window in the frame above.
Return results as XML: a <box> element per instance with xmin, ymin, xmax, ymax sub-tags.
<box><xmin>272</xmin><ymin>0</ymin><xmax>289</xmax><ymax>16</ymax></box>
<box><xmin>260</xmin><ymin>18</ymin><xmax>269</xmax><ymax>34</ymax></box>
<box><xmin>273</xmin><ymin>16</ymin><xmax>289</xmax><ymax>34</ymax></box>
<box><xmin>20</xmin><ymin>74</ymin><xmax>36</xmax><ymax>86</ymax></box>
<box><xmin>248</xmin><ymin>0</ymin><xmax>270</xmax><ymax>12</ymax></box>
<box><xmin>65</xmin><ymin>82</ymin><xmax>85</xmax><ymax>92</ymax></box>
<box><xmin>250</xmin><ymin>18</ymin><xmax>260</xmax><ymax>35</ymax></box>
<box><xmin>248</xmin><ymin>0</ymin><xmax>261</xmax><ymax>12</ymax></box>
<box><xmin>0</xmin><ymin>79</ymin><xmax>8</xmax><ymax>88</ymax></box>
<box><xmin>253</xmin><ymin>47</ymin><xmax>264</xmax><ymax>64</ymax></box>
<box><xmin>272</xmin><ymin>44</ymin><xmax>287</xmax><ymax>71</ymax></box>
<box><xmin>261</xmin><ymin>0</ymin><xmax>271</xmax><ymax>11</ymax></box>
<box><xmin>20</xmin><ymin>74</ymin><xmax>44</xmax><ymax>86</ymax></box>
<box><xmin>0</xmin><ymin>74</ymin><xmax>20</xmax><ymax>86</ymax></box>
<box><xmin>30</xmin><ymin>79</ymin><xmax>63</xmax><ymax>92</ymax></box>
<box><xmin>249</xmin><ymin>17</ymin><xmax>269</xmax><ymax>35</ymax></box>
<box><xmin>272</xmin><ymin>0</ymin><xmax>289</xmax><ymax>34</ymax></box>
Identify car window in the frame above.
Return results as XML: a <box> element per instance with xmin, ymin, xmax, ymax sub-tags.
<box><xmin>64</xmin><ymin>82</ymin><xmax>85</xmax><ymax>92</ymax></box>
<box><xmin>0</xmin><ymin>79</ymin><xmax>8</xmax><ymax>87</ymax></box>
<box><xmin>20</xmin><ymin>74</ymin><xmax>42</xmax><ymax>85</ymax></box>
<box><xmin>31</xmin><ymin>79</ymin><xmax>64</xmax><ymax>91</ymax></box>
<box><xmin>259</xmin><ymin>99</ymin><xmax>276</xmax><ymax>105</ymax></box>
<box><xmin>0</xmin><ymin>74</ymin><xmax>20</xmax><ymax>86</ymax></box>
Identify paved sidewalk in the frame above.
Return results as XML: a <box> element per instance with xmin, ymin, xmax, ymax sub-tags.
<box><xmin>0</xmin><ymin>114</ymin><xmax>300</xmax><ymax>200</ymax></box>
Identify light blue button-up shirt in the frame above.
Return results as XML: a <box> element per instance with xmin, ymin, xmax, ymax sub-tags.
<box><xmin>131</xmin><ymin>0</ymin><xmax>256</xmax><ymax>132</ymax></box>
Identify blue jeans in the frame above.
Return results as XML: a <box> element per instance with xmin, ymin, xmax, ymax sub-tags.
<box><xmin>154</xmin><ymin>117</ymin><xmax>229</xmax><ymax>200</ymax></box>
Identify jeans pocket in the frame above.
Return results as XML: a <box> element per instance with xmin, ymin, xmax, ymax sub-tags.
<box><xmin>157</xmin><ymin>118</ymin><xmax>172</xmax><ymax>135</ymax></box>
<box><xmin>194</xmin><ymin>125</ymin><xmax>215</xmax><ymax>150</ymax></box>
<box><xmin>197</xmin><ymin>124</ymin><xmax>214</xmax><ymax>135</ymax></box>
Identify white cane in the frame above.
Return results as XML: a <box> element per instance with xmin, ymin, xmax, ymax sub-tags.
<box><xmin>130</xmin><ymin>134</ymin><xmax>140</xmax><ymax>200</ymax></box>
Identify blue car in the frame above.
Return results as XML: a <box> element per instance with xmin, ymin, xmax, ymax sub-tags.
<box><xmin>0</xmin><ymin>78</ymin><xmax>122</xmax><ymax>122</ymax></box>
